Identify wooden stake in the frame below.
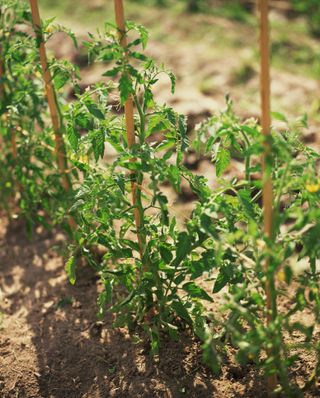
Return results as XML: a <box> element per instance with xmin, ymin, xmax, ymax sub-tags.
<box><xmin>29</xmin><ymin>0</ymin><xmax>76</xmax><ymax>231</ymax></box>
<box><xmin>0</xmin><ymin>47</ymin><xmax>4</xmax><ymax>149</ymax></box>
<box><xmin>11</xmin><ymin>130</ymin><xmax>17</xmax><ymax>160</ymax></box>
<box><xmin>114</xmin><ymin>0</ymin><xmax>144</xmax><ymax>259</ymax></box>
<box><xmin>0</xmin><ymin>47</ymin><xmax>4</xmax><ymax>101</ymax></box>
<box><xmin>259</xmin><ymin>0</ymin><xmax>277</xmax><ymax>395</ymax></box>
<box><xmin>29</xmin><ymin>0</ymin><xmax>71</xmax><ymax>193</ymax></box>
<box><xmin>0</xmin><ymin>47</ymin><xmax>17</xmax><ymax>161</ymax></box>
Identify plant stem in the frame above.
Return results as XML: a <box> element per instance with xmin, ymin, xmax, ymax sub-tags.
<box><xmin>259</xmin><ymin>0</ymin><xmax>278</xmax><ymax>395</ymax></box>
<box><xmin>240</xmin><ymin>130</ymin><xmax>251</xmax><ymax>182</ymax></box>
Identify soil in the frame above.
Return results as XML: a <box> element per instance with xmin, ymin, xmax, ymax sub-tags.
<box><xmin>0</xmin><ymin>215</ymin><xmax>264</xmax><ymax>398</ymax></box>
<box><xmin>0</xmin><ymin>218</ymin><xmax>319</xmax><ymax>398</ymax></box>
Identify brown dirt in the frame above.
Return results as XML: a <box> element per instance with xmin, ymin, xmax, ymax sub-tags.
<box><xmin>0</xmin><ymin>214</ymin><xmax>319</xmax><ymax>398</ymax></box>
<box><xmin>0</xmin><ymin>215</ymin><xmax>260</xmax><ymax>398</ymax></box>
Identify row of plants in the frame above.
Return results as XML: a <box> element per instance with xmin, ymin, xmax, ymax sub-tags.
<box><xmin>133</xmin><ymin>0</ymin><xmax>320</xmax><ymax>36</ymax></box>
<box><xmin>1</xmin><ymin>0</ymin><xmax>319</xmax><ymax>396</ymax></box>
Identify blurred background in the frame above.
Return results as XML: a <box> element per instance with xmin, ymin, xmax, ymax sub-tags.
<box><xmin>41</xmin><ymin>0</ymin><xmax>320</xmax><ymax>146</ymax></box>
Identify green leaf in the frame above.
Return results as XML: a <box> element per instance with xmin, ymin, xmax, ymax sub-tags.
<box><xmin>212</xmin><ymin>268</ymin><xmax>229</xmax><ymax>293</ymax></box>
<box><xmin>102</xmin><ymin>67</ymin><xmax>121</xmax><ymax>77</ymax></box>
<box><xmin>182</xmin><ymin>282</ymin><xmax>213</xmax><ymax>302</ymax></box>
<box><xmin>146</xmin><ymin>114</ymin><xmax>168</xmax><ymax>138</ymax></box>
<box><xmin>175</xmin><ymin>231</ymin><xmax>192</xmax><ymax>265</ymax></box>
<box><xmin>137</xmin><ymin>24</ymin><xmax>149</xmax><ymax>49</ymax></box>
<box><xmin>90</xmin><ymin>130</ymin><xmax>105</xmax><ymax>161</ymax></box>
<box><xmin>119</xmin><ymin>73</ymin><xmax>133</xmax><ymax>104</ymax></box>
<box><xmin>85</xmin><ymin>102</ymin><xmax>105</xmax><ymax>120</ymax></box>
<box><xmin>171</xmin><ymin>300</ymin><xmax>192</xmax><ymax>323</ymax></box>
<box><xmin>215</xmin><ymin>147</ymin><xmax>231</xmax><ymax>177</ymax></box>
<box><xmin>159</xmin><ymin>244</ymin><xmax>173</xmax><ymax>263</ymax></box>
<box><xmin>65</xmin><ymin>256</ymin><xmax>76</xmax><ymax>285</ymax></box>
<box><xmin>130</xmin><ymin>51</ymin><xmax>148</xmax><ymax>61</ymax></box>
<box><xmin>167</xmin><ymin>165</ymin><xmax>181</xmax><ymax>191</ymax></box>
<box><xmin>238</xmin><ymin>189</ymin><xmax>255</xmax><ymax>219</ymax></box>
<box><xmin>178</xmin><ymin>114</ymin><xmax>188</xmax><ymax>151</ymax></box>
<box><xmin>67</xmin><ymin>125</ymin><xmax>79</xmax><ymax>151</ymax></box>
<box><xmin>53</xmin><ymin>71</ymin><xmax>69</xmax><ymax>90</ymax></box>
<box><xmin>168</xmin><ymin>71</ymin><xmax>176</xmax><ymax>94</ymax></box>
<box><xmin>271</xmin><ymin>111</ymin><xmax>287</xmax><ymax>123</ymax></box>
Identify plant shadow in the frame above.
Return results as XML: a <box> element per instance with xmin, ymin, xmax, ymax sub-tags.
<box><xmin>0</xmin><ymin>218</ymin><xmax>222</xmax><ymax>398</ymax></box>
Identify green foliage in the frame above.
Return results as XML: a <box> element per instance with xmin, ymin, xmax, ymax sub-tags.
<box><xmin>195</xmin><ymin>102</ymin><xmax>320</xmax><ymax>395</ymax></box>
<box><xmin>67</xmin><ymin>21</ymin><xmax>217</xmax><ymax>352</ymax></box>
<box><xmin>291</xmin><ymin>0</ymin><xmax>320</xmax><ymax>37</ymax></box>
<box><xmin>0</xmin><ymin>0</ymin><xmax>78</xmax><ymax>232</ymax></box>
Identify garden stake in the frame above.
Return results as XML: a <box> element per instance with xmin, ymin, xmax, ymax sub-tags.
<box><xmin>0</xmin><ymin>48</ymin><xmax>4</xmax><ymax>101</ymax></box>
<box><xmin>29</xmin><ymin>0</ymin><xmax>76</xmax><ymax>230</ymax></box>
<box><xmin>259</xmin><ymin>0</ymin><xmax>277</xmax><ymax>395</ymax></box>
<box><xmin>114</xmin><ymin>0</ymin><xmax>144</xmax><ymax>262</ymax></box>
<box><xmin>0</xmin><ymin>48</ymin><xmax>4</xmax><ymax>148</ymax></box>
<box><xmin>0</xmin><ymin>48</ymin><xmax>17</xmax><ymax>161</ymax></box>
<box><xmin>29</xmin><ymin>0</ymin><xmax>71</xmax><ymax>194</ymax></box>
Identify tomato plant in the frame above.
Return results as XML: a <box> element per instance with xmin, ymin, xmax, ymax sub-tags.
<box><xmin>195</xmin><ymin>101</ymin><xmax>320</xmax><ymax>395</ymax></box>
<box><xmin>0</xmin><ymin>0</ymin><xmax>79</xmax><ymax>232</ymax></box>
<box><xmin>65</xmin><ymin>21</ymin><xmax>217</xmax><ymax>353</ymax></box>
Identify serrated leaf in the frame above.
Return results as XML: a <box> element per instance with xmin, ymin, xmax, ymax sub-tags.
<box><xmin>159</xmin><ymin>244</ymin><xmax>173</xmax><ymax>263</ymax></box>
<box><xmin>90</xmin><ymin>130</ymin><xmax>105</xmax><ymax>161</ymax></box>
<box><xmin>168</xmin><ymin>71</ymin><xmax>176</xmax><ymax>94</ymax></box>
<box><xmin>171</xmin><ymin>300</ymin><xmax>192</xmax><ymax>323</ymax></box>
<box><xmin>238</xmin><ymin>189</ymin><xmax>255</xmax><ymax>219</ymax></box>
<box><xmin>271</xmin><ymin>111</ymin><xmax>287</xmax><ymax>123</ymax></box>
<box><xmin>85</xmin><ymin>101</ymin><xmax>105</xmax><ymax>120</ymax></box>
<box><xmin>212</xmin><ymin>269</ymin><xmax>229</xmax><ymax>293</ymax></box>
<box><xmin>67</xmin><ymin>125</ymin><xmax>79</xmax><ymax>151</ymax></box>
<box><xmin>65</xmin><ymin>256</ymin><xmax>76</xmax><ymax>285</ymax></box>
<box><xmin>102</xmin><ymin>67</ymin><xmax>121</xmax><ymax>77</ymax></box>
<box><xmin>215</xmin><ymin>147</ymin><xmax>230</xmax><ymax>177</ymax></box>
<box><xmin>119</xmin><ymin>73</ymin><xmax>133</xmax><ymax>104</ymax></box>
<box><xmin>175</xmin><ymin>231</ymin><xmax>192</xmax><ymax>265</ymax></box>
<box><xmin>182</xmin><ymin>282</ymin><xmax>213</xmax><ymax>302</ymax></box>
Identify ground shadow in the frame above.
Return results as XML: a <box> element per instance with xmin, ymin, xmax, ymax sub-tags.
<box><xmin>0</xmin><ymin>217</ymin><xmax>225</xmax><ymax>398</ymax></box>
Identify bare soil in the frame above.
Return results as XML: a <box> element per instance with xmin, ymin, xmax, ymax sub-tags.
<box><xmin>0</xmin><ymin>215</ymin><xmax>260</xmax><ymax>398</ymax></box>
<box><xmin>0</xmin><ymin>214</ymin><xmax>319</xmax><ymax>398</ymax></box>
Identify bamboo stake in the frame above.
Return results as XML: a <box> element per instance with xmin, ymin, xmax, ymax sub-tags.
<box><xmin>114</xmin><ymin>0</ymin><xmax>144</xmax><ymax>260</ymax></box>
<box><xmin>259</xmin><ymin>0</ymin><xmax>277</xmax><ymax>395</ymax></box>
<box><xmin>29</xmin><ymin>0</ymin><xmax>76</xmax><ymax>231</ymax></box>
<box><xmin>0</xmin><ymin>47</ymin><xmax>17</xmax><ymax>161</ymax></box>
<box><xmin>0</xmin><ymin>47</ymin><xmax>4</xmax><ymax>149</ymax></box>
<box><xmin>0</xmin><ymin>47</ymin><xmax>4</xmax><ymax>101</ymax></box>
<box><xmin>29</xmin><ymin>0</ymin><xmax>71</xmax><ymax>194</ymax></box>
<box><xmin>11</xmin><ymin>130</ymin><xmax>17</xmax><ymax>160</ymax></box>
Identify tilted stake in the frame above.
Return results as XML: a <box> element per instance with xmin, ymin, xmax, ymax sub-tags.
<box><xmin>29</xmin><ymin>0</ymin><xmax>71</xmax><ymax>193</ymax></box>
<box><xmin>259</xmin><ymin>0</ymin><xmax>277</xmax><ymax>395</ymax></box>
